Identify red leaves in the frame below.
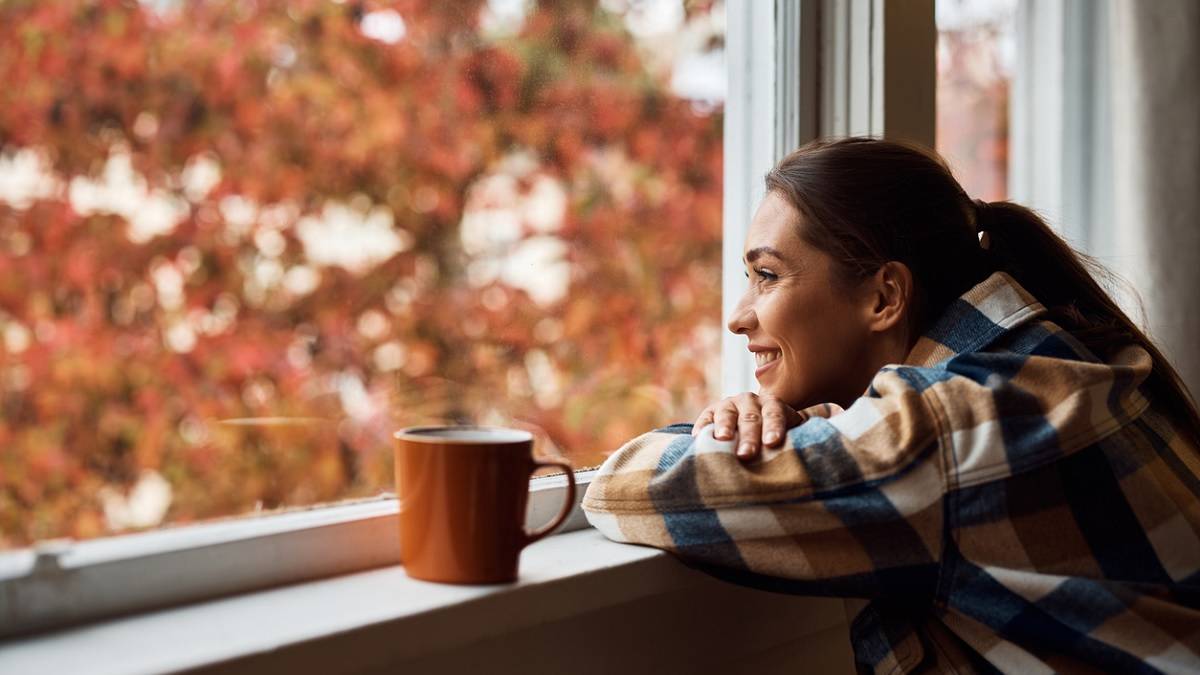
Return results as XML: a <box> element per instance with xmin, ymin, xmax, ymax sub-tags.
<box><xmin>0</xmin><ymin>0</ymin><xmax>724</xmax><ymax>548</ymax></box>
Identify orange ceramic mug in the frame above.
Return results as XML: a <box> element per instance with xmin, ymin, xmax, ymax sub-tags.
<box><xmin>393</xmin><ymin>426</ymin><xmax>576</xmax><ymax>584</ymax></box>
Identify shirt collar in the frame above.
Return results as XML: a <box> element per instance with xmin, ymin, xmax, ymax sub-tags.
<box><xmin>904</xmin><ymin>272</ymin><xmax>1046</xmax><ymax>368</ymax></box>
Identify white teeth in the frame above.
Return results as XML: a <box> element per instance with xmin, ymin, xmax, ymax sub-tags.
<box><xmin>754</xmin><ymin>351</ymin><xmax>780</xmax><ymax>367</ymax></box>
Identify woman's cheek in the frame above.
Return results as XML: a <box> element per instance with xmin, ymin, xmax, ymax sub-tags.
<box><xmin>780</xmin><ymin>354</ymin><xmax>810</xmax><ymax>402</ymax></box>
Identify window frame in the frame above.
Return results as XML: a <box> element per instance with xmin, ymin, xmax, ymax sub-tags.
<box><xmin>2</xmin><ymin>0</ymin><xmax>935</xmax><ymax>640</ymax></box>
<box><xmin>1009</xmin><ymin>0</ymin><xmax>1113</xmax><ymax>255</ymax></box>
<box><xmin>0</xmin><ymin>471</ymin><xmax>593</xmax><ymax>638</ymax></box>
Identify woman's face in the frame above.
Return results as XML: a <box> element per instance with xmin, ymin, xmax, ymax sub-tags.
<box><xmin>728</xmin><ymin>192</ymin><xmax>878</xmax><ymax>409</ymax></box>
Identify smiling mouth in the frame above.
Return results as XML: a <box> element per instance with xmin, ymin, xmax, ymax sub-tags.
<box><xmin>754</xmin><ymin>350</ymin><xmax>781</xmax><ymax>368</ymax></box>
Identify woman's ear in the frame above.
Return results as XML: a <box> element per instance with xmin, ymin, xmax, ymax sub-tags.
<box><xmin>863</xmin><ymin>261</ymin><xmax>913</xmax><ymax>333</ymax></box>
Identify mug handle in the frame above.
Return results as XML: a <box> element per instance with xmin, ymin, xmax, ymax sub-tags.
<box><xmin>522</xmin><ymin>459</ymin><xmax>576</xmax><ymax>546</ymax></box>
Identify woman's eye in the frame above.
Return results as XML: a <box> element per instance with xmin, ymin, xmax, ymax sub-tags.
<box><xmin>754</xmin><ymin>268</ymin><xmax>778</xmax><ymax>281</ymax></box>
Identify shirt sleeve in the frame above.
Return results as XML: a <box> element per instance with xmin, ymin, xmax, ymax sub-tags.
<box><xmin>581</xmin><ymin>366</ymin><xmax>949</xmax><ymax>597</ymax></box>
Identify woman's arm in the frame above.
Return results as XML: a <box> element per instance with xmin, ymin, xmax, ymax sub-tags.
<box><xmin>581</xmin><ymin>365</ymin><xmax>947</xmax><ymax>597</ymax></box>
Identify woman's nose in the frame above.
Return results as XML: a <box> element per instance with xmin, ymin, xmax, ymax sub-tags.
<box><xmin>727</xmin><ymin>295</ymin><xmax>756</xmax><ymax>335</ymax></box>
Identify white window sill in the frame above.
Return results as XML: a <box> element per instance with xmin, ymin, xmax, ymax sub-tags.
<box><xmin>0</xmin><ymin>528</ymin><xmax>852</xmax><ymax>674</ymax></box>
<box><xmin>0</xmin><ymin>471</ymin><xmax>595</xmax><ymax>637</ymax></box>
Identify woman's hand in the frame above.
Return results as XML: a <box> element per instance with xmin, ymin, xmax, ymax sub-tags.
<box><xmin>693</xmin><ymin>393</ymin><xmax>802</xmax><ymax>461</ymax></box>
<box><xmin>693</xmin><ymin>394</ymin><xmax>843</xmax><ymax>462</ymax></box>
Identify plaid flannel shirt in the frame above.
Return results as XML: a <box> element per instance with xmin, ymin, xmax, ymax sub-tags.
<box><xmin>582</xmin><ymin>272</ymin><xmax>1200</xmax><ymax>674</ymax></box>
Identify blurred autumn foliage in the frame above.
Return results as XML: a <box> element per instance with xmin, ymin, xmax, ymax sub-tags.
<box><xmin>0</xmin><ymin>0</ymin><xmax>723</xmax><ymax>548</ymax></box>
<box><xmin>936</xmin><ymin>1</ymin><xmax>1012</xmax><ymax>201</ymax></box>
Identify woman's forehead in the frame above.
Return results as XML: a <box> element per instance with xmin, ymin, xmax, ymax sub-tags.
<box><xmin>745</xmin><ymin>193</ymin><xmax>805</xmax><ymax>256</ymax></box>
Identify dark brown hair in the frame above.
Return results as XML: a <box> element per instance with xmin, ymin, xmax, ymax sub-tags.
<box><xmin>765</xmin><ymin>136</ymin><xmax>1200</xmax><ymax>444</ymax></box>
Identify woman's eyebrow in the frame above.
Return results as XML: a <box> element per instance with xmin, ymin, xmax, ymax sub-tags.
<box><xmin>744</xmin><ymin>246</ymin><xmax>784</xmax><ymax>263</ymax></box>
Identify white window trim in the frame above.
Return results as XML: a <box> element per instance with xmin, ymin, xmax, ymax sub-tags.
<box><xmin>0</xmin><ymin>471</ymin><xmax>592</xmax><ymax>638</ymax></box>
<box><xmin>3</xmin><ymin>0</ymin><xmax>934</xmax><ymax>647</ymax></box>
<box><xmin>722</xmin><ymin>0</ymin><xmax>820</xmax><ymax>397</ymax></box>
<box><xmin>817</xmin><ymin>0</ymin><xmax>935</xmax><ymax>145</ymax></box>
<box><xmin>1009</xmin><ymin>0</ymin><xmax>1113</xmax><ymax>256</ymax></box>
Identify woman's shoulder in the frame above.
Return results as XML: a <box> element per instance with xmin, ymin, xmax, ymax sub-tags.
<box><xmin>895</xmin><ymin>319</ymin><xmax>1155</xmax><ymax>485</ymax></box>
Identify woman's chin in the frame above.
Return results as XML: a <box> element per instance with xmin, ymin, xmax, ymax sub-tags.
<box><xmin>774</xmin><ymin>389</ymin><xmax>818</xmax><ymax>411</ymax></box>
<box><xmin>757</xmin><ymin>384</ymin><xmax>806</xmax><ymax>409</ymax></box>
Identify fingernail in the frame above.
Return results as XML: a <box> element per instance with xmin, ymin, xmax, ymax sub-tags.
<box><xmin>738</xmin><ymin>443</ymin><xmax>754</xmax><ymax>457</ymax></box>
<box><xmin>716</xmin><ymin>426</ymin><xmax>730</xmax><ymax>438</ymax></box>
<box><xmin>764</xmin><ymin>431</ymin><xmax>778</xmax><ymax>444</ymax></box>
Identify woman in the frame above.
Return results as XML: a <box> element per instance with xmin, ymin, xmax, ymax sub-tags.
<box><xmin>582</xmin><ymin>138</ymin><xmax>1200</xmax><ymax>673</ymax></box>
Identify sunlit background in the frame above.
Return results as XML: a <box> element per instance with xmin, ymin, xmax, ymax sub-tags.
<box><xmin>0</xmin><ymin>0</ymin><xmax>726</xmax><ymax>548</ymax></box>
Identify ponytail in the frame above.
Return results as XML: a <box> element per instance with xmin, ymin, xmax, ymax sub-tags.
<box><xmin>977</xmin><ymin>200</ymin><xmax>1200</xmax><ymax>445</ymax></box>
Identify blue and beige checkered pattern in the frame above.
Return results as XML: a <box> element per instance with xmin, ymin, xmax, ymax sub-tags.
<box><xmin>582</xmin><ymin>272</ymin><xmax>1200</xmax><ymax>673</ymax></box>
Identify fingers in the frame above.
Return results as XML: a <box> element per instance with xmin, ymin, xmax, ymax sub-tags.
<box><xmin>735</xmin><ymin>397</ymin><xmax>763</xmax><ymax>460</ymax></box>
<box><xmin>695</xmin><ymin>393</ymin><xmax>807</xmax><ymax>462</ymax></box>
<box><xmin>760</xmin><ymin>396</ymin><xmax>790</xmax><ymax>447</ymax></box>
<box><xmin>713</xmin><ymin>398</ymin><xmax>741</xmax><ymax>441</ymax></box>
<box><xmin>713</xmin><ymin>393</ymin><xmax>762</xmax><ymax>461</ymax></box>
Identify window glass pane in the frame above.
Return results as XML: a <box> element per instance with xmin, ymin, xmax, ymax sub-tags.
<box><xmin>0</xmin><ymin>0</ymin><xmax>724</xmax><ymax>549</ymax></box>
<box><xmin>936</xmin><ymin>0</ymin><xmax>1015</xmax><ymax>200</ymax></box>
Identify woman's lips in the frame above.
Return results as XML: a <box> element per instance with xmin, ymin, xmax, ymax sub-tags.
<box><xmin>753</xmin><ymin>350</ymin><xmax>781</xmax><ymax>378</ymax></box>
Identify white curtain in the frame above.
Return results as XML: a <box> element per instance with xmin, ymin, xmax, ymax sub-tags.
<box><xmin>1111</xmin><ymin>0</ymin><xmax>1200</xmax><ymax>400</ymax></box>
